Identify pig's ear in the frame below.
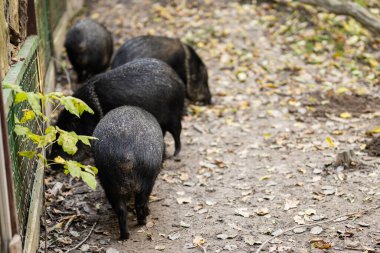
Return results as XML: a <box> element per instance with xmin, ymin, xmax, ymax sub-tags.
<box><xmin>78</xmin><ymin>41</ymin><xmax>87</xmax><ymax>52</ymax></box>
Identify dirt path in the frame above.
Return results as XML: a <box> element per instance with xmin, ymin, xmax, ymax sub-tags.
<box><xmin>44</xmin><ymin>1</ymin><xmax>380</xmax><ymax>252</ymax></box>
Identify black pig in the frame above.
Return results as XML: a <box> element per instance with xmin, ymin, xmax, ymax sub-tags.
<box><xmin>111</xmin><ymin>35</ymin><xmax>211</xmax><ymax>104</ymax></box>
<box><xmin>65</xmin><ymin>19</ymin><xmax>113</xmax><ymax>83</ymax></box>
<box><xmin>93</xmin><ymin>106</ymin><xmax>164</xmax><ymax>239</ymax></box>
<box><xmin>50</xmin><ymin>58</ymin><xmax>184</xmax><ymax>160</ymax></box>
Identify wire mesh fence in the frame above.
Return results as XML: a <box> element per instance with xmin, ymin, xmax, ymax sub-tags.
<box><xmin>36</xmin><ymin>0</ymin><xmax>52</xmax><ymax>74</ymax></box>
<box><xmin>2</xmin><ymin>0</ymin><xmax>70</xmax><ymax>247</ymax></box>
<box><xmin>48</xmin><ymin>0</ymin><xmax>67</xmax><ymax>31</ymax></box>
<box><xmin>3</xmin><ymin>37</ymin><xmax>40</xmax><ymax>241</ymax></box>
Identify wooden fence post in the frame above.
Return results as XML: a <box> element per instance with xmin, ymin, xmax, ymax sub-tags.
<box><xmin>0</xmin><ymin>0</ymin><xmax>10</xmax><ymax>79</ymax></box>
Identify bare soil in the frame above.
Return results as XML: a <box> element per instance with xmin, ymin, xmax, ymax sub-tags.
<box><xmin>41</xmin><ymin>1</ymin><xmax>380</xmax><ymax>253</ymax></box>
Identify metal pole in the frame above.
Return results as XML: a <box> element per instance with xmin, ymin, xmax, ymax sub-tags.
<box><xmin>0</xmin><ymin>86</ymin><xmax>19</xmax><ymax>234</ymax></box>
<box><xmin>0</xmin><ymin>118</ymin><xmax>12</xmax><ymax>253</ymax></box>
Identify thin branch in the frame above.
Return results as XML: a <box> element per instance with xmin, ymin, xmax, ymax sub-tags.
<box><xmin>296</xmin><ymin>0</ymin><xmax>380</xmax><ymax>36</ymax></box>
<box><xmin>255</xmin><ymin>205</ymin><xmax>380</xmax><ymax>253</ymax></box>
<box><xmin>64</xmin><ymin>221</ymin><xmax>97</xmax><ymax>253</ymax></box>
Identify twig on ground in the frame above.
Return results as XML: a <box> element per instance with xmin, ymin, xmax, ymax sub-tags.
<box><xmin>199</xmin><ymin>245</ymin><xmax>207</xmax><ymax>253</ymax></box>
<box><xmin>64</xmin><ymin>221</ymin><xmax>98</xmax><ymax>253</ymax></box>
<box><xmin>255</xmin><ymin>205</ymin><xmax>380</xmax><ymax>253</ymax></box>
<box><xmin>344</xmin><ymin>247</ymin><xmax>376</xmax><ymax>252</ymax></box>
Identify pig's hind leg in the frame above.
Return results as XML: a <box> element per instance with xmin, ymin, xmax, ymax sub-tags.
<box><xmin>135</xmin><ymin>177</ymin><xmax>156</xmax><ymax>225</ymax></box>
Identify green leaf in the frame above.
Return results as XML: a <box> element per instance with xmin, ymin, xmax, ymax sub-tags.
<box><xmin>14</xmin><ymin>125</ymin><xmax>30</xmax><ymax>135</ymax></box>
<box><xmin>14</xmin><ymin>92</ymin><xmax>28</xmax><ymax>104</ymax></box>
<box><xmin>47</xmin><ymin>92</ymin><xmax>64</xmax><ymax>99</ymax></box>
<box><xmin>18</xmin><ymin>151</ymin><xmax>36</xmax><ymax>158</ymax></box>
<box><xmin>14</xmin><ymin>114</ymin><xmax>20</xmax><ymax>124</ymax></box>
<box><xmin>27</xmin><ymin>132</ymin><xmax>42</xmax><ymax>144</ymax></box>
<box><xmin>36</xmin><ymin>126</ymin><xmax>57</xmax><ymax>147</ymax></box>
<box><xmin>81</xmin><ymin>164</ymin><xmax>98</xmax><ymax>175</ymax></box>
<box><xmin>26</xmin><ymin>92</ymin><xmax>41</xmax><ymax>114</ymax></box>
<box><xmin>66</xmin><ymin>160</ymin><xmax>81</xmax><ymax>178</ymax></box>
<box><xmin>53</xmin><ymin>156</ymin><xmax>66</xmax><ymax>164</ymax></box>
<box><xmin>80</xmin><ymin>170</ymin><xmax>97</xmax><ymax>190</ymax></box>
<box><xmin>57</xmin><ymin>130</ymin><xmax>78</xmax><ymax>155</ymax></box>
<box><xmin>45</xmin><ymin>126</ymin><xmax>57</xmax><ymax>135</ymax></box>
<box><xmin>77</xmin><ymin>135</ymin><xmax>97</xmax><ymax>146</ymax></box>
<box><xmin>2</xmin><ymin>83</ymin><xmax>23</xmax><ymax>92</ymax></box>
<box><xmin>60</xmin><ymin>96</ymin><xmax>94</xmax><ymax>117</ymax></box>
<box><xmin>60</xmin><ymin>97</ymin><xmax>80</xmax><ymax>117</ymax></box>
<box><xmin>20</xmin><ymin>109</ymin><xmax>35</xmax><ymax>123</ymax></box>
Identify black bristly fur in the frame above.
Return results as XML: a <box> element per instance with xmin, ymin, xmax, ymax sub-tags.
<box><xmin>111</xmin><ymin>35</ymin><xmax>211</xmax><ymax>104</ymax></box>
<box><xmin>93</xmin><ymin>106</ymin><xmax>164</xmax><ymax>240</ymax></box>
<box><xmin>65</xmin><ymin>18</ymin><xmax>113</xmax><ymax>84</ymax></box>
<box><xmin>50</xmin><ymin>58</ymin><xmax>185</xmax><ymax>161</ymax></box>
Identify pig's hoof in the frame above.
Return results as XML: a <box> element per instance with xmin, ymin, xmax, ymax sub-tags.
<box><xmin>120</xmin><ymin>232</ymin><xmax>130</xmax><ymax>240</ymax></box>
<box><xmin>173</xmin><ymin>155</ymin><xmax>181</xmax><ymax>162</ymax></box>
<box><xmin>138</xmin><ymin>218</ymin><xmax>147</xmax><ymax>225</ymax></box>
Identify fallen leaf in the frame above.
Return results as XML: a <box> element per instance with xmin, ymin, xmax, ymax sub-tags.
<box><xmin>284</xmin><ymin>198</ymin><xmax>300</xmax><ymax>211</ymax></box>
<box><xmin>304</xmin><ymin>208</ymin><xmax>316</xmax><ymax>216</ymax></box>
<box><xmin>369</xmin><ymin>126</ymin><xmax>380</xmax><ymax>134</ymax></box>
<box><xmin>340</xmin><ymin>112</ymin><xmax>352</xmax><ymax>119</ymax></box>
<box><xmin>193</xmin><ymin>235</ymin><xmax>206</xmax><ymax>246</ymax></box>
<box><xmin>168</xmin><ymin>232</ymin><xmax>180</xmax><ymax>240</ymax></box>
<box><xmin>294</xmin><ymin>215</ymin><xmax>305</xmax><ymax>225</ymax></box>
<box><xmin>326</xmin><ymin>136</ymin><xmax>335</xmax><ymax>148</ymax></box>
<box><xmin>235</xmin><ymin>208</ymin><xmax>251</xmax><ymax>218</ymax></box>
<box><xmin>154</xmin><ymin>245</ymin><xmax>165</xmax><ymax>251</ymax></box>
<box><xmin>259</xmin><ymin>175</ymin><xmax>271</xmax><ymax>181</ymax></box>
<box><xmin>255</xmin><ymin>207</ymin><xmax>270</xmax><ymax>216</ymax></box>
<box><xmin>311</xmin><ymin>239</ymin><xmax>332</xmax><ymax>249</ymax></box>
<box><xmin>177</xmin><ymin>196</ymin><xmax>192</xmax><ymax>204</ymax></box>
<box><xmin>244</xmin><ymin>236</ymin><xmax>261</xmax><ymax>246</ymax></box>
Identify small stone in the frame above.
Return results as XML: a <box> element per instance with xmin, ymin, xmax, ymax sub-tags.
<box><xmin>177</xmin><ymin>196</ymin><xmax>192</xmax><ymax>204</ymax></box>
<box><xmin>321</xmin><ymin>186</ymin><xmax>335</xmax><ymax>195</ymax></box>
<box><xmin>358</xmin><ymin>222</ymin><xmax>370</xmax><ymax>227</ymax></box>
<box><xmin>80</xmin><ymin>244</ymin><xmax>90</xmax><ymax>252</ymax></box>
<box><xmin>345</xmin><ymin>240</ymin><xmax>360</xmax><ymax>248</ymax></box>
<box><xmin>155</xmin><ymin>245</ymin><xmax>165</xmax><ymax>251</ymax></box>
<box><xmin>184</xmin><ymin>243</ymin><xmax>195</xmax><ymax>249</ymax></box>
<box><xmin>272</xmin><ymin>229</ymin><xmax>283</xmax><ymax>237</ymax></box>
<box><xmin>105</xmin><ymin>248</ymin><xmax>119</xmax><ymax>253</ymax></box>
<box><xmin>180</xmin><ymin>221</ymin><xmax>190</xmax><ymax>228</ymax></box>
<box><xmin>310</xmin><ymin>226</ymin><xmax>323</xmax><ymax>235</ymax></box>
<box><xmin>69</xmin><ymin>230</ymin><xmax>80</xmax><ymax>237</ymax></box>
<box><xmin>224</xmin><ymin>244</ymin><xmax>238</xmax><ymax>251</ymax></box>
<box><xmin>293</xmin><ymin>227</ymin><xmax>307</xmax><ymax>234</ymax></box>
<box><xmin>217</xmin><ymin>234</ymin><xmax>228</xmax><ymax>240</ymax></box>
<box><xmin>168</xmin><ymin>232</ymin><xmax>180</xmax><ymax>240</ymax></box>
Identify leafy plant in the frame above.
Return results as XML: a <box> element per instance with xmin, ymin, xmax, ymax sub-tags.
<box><xmin>3</xmin><ymin>83</ymin><xmax>98</xmax><ymax>190</ymax></box>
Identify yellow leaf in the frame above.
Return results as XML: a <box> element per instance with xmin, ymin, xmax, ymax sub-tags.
<box><xmin>54</xmin><ymin>156</ymin><xmax>65</xmax><ymax>164</ymax></box>
<box><xmin>368</xmin><ymin>58</ymin><xmax>378</xmax><ymax>68</ymax></box>
<box><xmin>340</xmin><ymin>112</ymin><xmax>352</xmax><ymax>119</ymax></box>
<box><xmin>193</xmin><ymin>236</ymin><xmax>206</xmax><ymax>246</ymax></box>
<box><xmin>259</xmin><ymin>175</ymin><xmax>271</xmax><ymax>181</ymax></box>
<box><xmin>335</xmin><ymin>87</ymin><xmax>350</xmax><ymax>94</ymax></box>
<box><xmin>263</xmin><ymin>133</ymin><xmax>272</xmax><ymax>140</ymax></box>
<box><xmin>239</xmin><ymin>101</ymin><xmax>250</xmax><ymax>110</ymax></box>
<box><xmin>369</xmin><ymin>126</ymin><xmax>380</xmax><ymax>134</ymax></box>
<box><xmin>326</xmin><ymin>137</ymin><xmax>335</xmax><ymax>148</ymax></box>
<box><xmin>333</xmin><ymin>130</ymin><xmax>343</xmax><ymax>135</ymax></box>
